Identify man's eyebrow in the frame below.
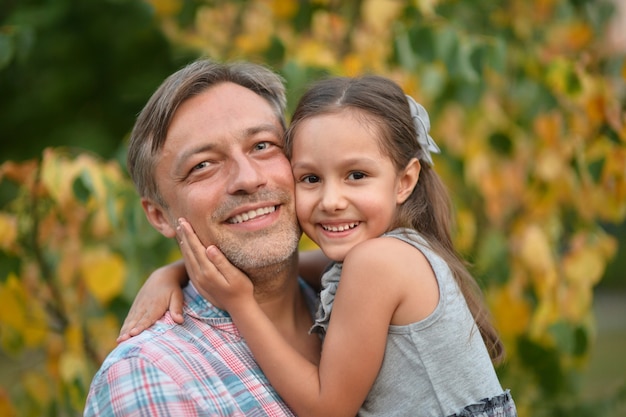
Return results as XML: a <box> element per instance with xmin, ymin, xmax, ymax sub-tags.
<box><xmin>245</xmin><ymin>123</ymin><xmax>283</xmax><ymax>137</ymax></box>
<box><xmin>171</xmin><ymin>124</ymin><xmax>282</xmax><ymax>172</ymax></box>
<box><xmin>172</xmin><ymin>143</ymin><xmax>215</xmax><ymax>174</ymax></box>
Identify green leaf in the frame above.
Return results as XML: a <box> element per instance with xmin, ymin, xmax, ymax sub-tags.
<box><xmin>485</xmin><ymin>37</ymin><xmax>506</xmax><ymax>73</ymax></box>
<box><xmin>0</xmin><ymin>34</ymin><xmax>14</xmax><ymax>70</ymax></box>
<box><xmin>394</xmin><ymin>26</ymin><xmax>418</xmax><ymax>71</ymax></box>
<box><xmin>488</xmin><ymin>131</ymin><xmax>513</xmax><ymax>156</ymax></box>
<box><xmin>0</xmin><ymin>251</ymin><xmax>21</xmax><ymax>283</ymax></box>
<box><xmin>517</xmin><ymin>335</ymin><xmax>566</xmax><ymax>396</ymax></box>
<box><xmin>407</xmin><ymin>25</ymin><xmax>435</xmax><ymax>62</ymax></box>
<box><xmin>456</xmin><ymin>39</ymin><xmax>479</xmax><ymax>83</ymax></box>
<box><xmin>72</xmin><ymin>174</ymin><xmax>91</xmax><ymax>204</ymax></box>
<box><xmin>474</xmin><ymin>229</ymin><xmax>510</xmax><ymax>285</ymax></box>
<box><xmin>434</xmin><ymin>27</ymin><xmax>458</xmax><ymax>65</ymax></box>
<box><xmin>547</xmin><ymin>322</ymin><xmax>588</xmax><ymax>357</ymax></box>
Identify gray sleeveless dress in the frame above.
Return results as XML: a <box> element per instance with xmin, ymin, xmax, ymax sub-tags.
<box><xmin>311</xmin><ymin>228</ymin><xmax>517</xmax><ymax>417</ymax></box>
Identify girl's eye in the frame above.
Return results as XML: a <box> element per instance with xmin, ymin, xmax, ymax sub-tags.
<box><xmin>348</xmin><ymin>171</ymin><xmax>366</xmax><ymax>180</ymax></box>
<box><xmin>301</xmin><ymin>174</ymin><xmax>320</xmax><ymax>184</ymax></box>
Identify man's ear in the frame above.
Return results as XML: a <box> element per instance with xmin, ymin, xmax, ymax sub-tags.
<box><xmin>397</xmin><ymin>158</ymin><xmax>421</xmax><ymax>205</ymax></box>
<box><xmin>141</xmin><ymin>198</ymin><xmax>177</xmax><ymax>239</ymax></box>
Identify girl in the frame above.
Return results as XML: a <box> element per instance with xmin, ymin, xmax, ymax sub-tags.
<box><xmin>121</xmin><ymin>76</ymin><xmax>516</xmax><ymax>417</ymax></box>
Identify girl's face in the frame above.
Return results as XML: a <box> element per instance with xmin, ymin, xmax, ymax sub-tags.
<box><xmin>290</xmin><ymin>110</ymin><xmax>417</xmax><ymax>262</ymax></box>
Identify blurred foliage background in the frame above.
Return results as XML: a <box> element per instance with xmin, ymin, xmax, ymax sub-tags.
<box><xmin>1</xmin><ymin>0</ymin><xmax>625</xmax><ymax>416</ymax></box>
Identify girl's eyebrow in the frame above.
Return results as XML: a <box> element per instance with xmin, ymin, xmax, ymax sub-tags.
<box><xmin>292</xmin><ymin>157</ymin><xmax>379</xmax><ymax>170</ymax></box>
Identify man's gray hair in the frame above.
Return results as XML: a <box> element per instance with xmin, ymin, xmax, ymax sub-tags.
<box><xmin>127</xmin><ymin>60</ymin><xmax>287</xmax><ymax>206</ymax></box>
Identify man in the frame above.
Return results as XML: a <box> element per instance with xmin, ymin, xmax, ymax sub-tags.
<box><xmin>84</xmin><ymin>60</ymin><xmax>321</xmax><ymax>416</ymax></box>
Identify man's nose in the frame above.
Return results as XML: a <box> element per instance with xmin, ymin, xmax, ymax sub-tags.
<box><xmin>226</xmin><ymin>154</ymin><xmax>267</xmax><ymax>194</ymax></box>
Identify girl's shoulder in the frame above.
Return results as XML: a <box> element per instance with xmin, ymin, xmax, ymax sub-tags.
<box><xmin>343</xmin><ymin>233</ymin><xmax>429</xmax><ymax>276</ymax></box>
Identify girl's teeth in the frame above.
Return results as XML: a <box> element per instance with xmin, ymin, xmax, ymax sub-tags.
<box><xmin>323</xmin><ymin>222</ymin><xmax>359</xmax><ymax>232</ymax></box>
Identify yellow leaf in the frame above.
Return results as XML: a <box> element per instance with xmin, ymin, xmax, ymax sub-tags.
<box><xmin>455</xmin><ymin>209</ymin><xmax>476</xmax><ymax>253</ymax></box>
<box><xmin>236</xmin><ymin>33</ymin><xmax>271</xmax><ymax>55</ymax></box>
<box><xmin>545</xmin><ymin>57</ymin><xmax>571</xmax><ymax>94</ymax></box>
<box><xmin>236</xmin><ymin>3</ymin><xmax>273</xmax><ymax>54</ymax></box>
<box><xmin>22</xmin><ymin>303</ymin><xmax>48</xmax><ymax>348</ymax></box>
<box><xmin>59</xmin><ymin>351</ymin><xmax>89</xmax><ymax>384</ymax></box>
<box><xmin>87</xmin><ymin>314</ymin><xmax>121</xmax><ymax>362</ymax></box>
<box><xmin>58</xmin><ymin>243</ymin><xmax>80</xmax><ymax>286</ymax></box>
<box><xmin>564</xmin><ymin>22</ymin><xmax>593</xmax><ymax>50</ymax></box>
<box><xmin>294</xmin><ymin>39</ymin><xmax>337</xmax><ymax>68</ymax></box>
<box><xmin>64</xmin><ymin>323</ymin><xmax>84</xmax><ymax>354</ymax></box>
<box><xmin>41</xmin><ymin>148</ymin><xmax>75</xmax><ymax>208</ymax></box>
<box><xmin>91</xmin><ymin>205</ymin><xmax>113</xmax><ymax>238</ymax></box>
<box><xmin>519</xmin><ymin>225</ymin><xmax>554</xmax><ymax>274</ymax></box>
<box><xmin>563</xmin><ymin>247</ymin><xmax>606</xmax><ymax>287</ymax></box>
<box><xmin>362</xmin><ymin>0</ymin><xmax>403</xmax><ymax>32</ymax></box>
<box><xmin>145</xmin><ymin>0</ymin><xmax>182</xmax><ymax>17</ymax></box>
<box><xmin>488</xmin><ymin>284</ymin><xmax>531</xmax><ymax>339</ymax></box>
<box><xmin>584</xmin><ymin>92</ymin><xmax>606</xmax><ymax>127</ymax></box>
<box><xmin>0</xmin><ymin>274</ymin><xmax>26</xmax><ymax>329</ymax></box>
<box><xmin>22</xmin><ymin>371</ymin><xmax>51</xmax><ymax>408</ymax></box>
<box><xmin>342</xmin><ymin>53</ymin><xmax>364</xmax><ymax>76</ymax></box>
<box><xmin>536</xmin><ymin>149</ymin><xmax>565</xmax><ymax>181</ymax></box>
<box><xmin>81</xmin><ymin>248</ymin><xmax>126</xmax><ymax>304</ymax></box>
<box><xmin>530</xmin><ymin>298</ymin><xmax>559</xmax><ymax>338</ymax></box>
<box><xmin>415</xmin><ymin>0</ymin><xmax>440</xmax><ymax>16</ymax></box>
<box><xmin>561</xmin><ymin>284</ymin><xmax>593</xmax><ymax>322</ymax></box>
<box><xmin>0</xmin><ymin>213</ymin><xmax>18</xmax><ymax>252</ymax></box>
<box><xmin>0</xmin><ymin>388</ymin><xmax>16</xmax><ymax>417</ymax></box>
<box><xmin>598</xmin><ymin>147</ymin><xmax>626</xmax><ymax>221</ymax></box>
<box><xmin>271</xmin><ymin>0</ymin><xmax>297</xmax><ymax>19</ymax></box>
<box><xmin>533</xmin><ymin>112</ymin><xmax>562</xmax><ymax>145</ymax></box>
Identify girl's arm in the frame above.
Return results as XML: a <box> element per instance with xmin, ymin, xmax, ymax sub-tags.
<box><xmin>117</xmin><ymin>241</ymin><xmax>330</xmax><ymax>342</ymax></box>
<box><xmin>117</xmin><ymin>259</ymin><xmax>187</xmax><ymax>342</ymax></box>
<box><xmin>178</xmin><ymin>219</ymin><xmax>409</xmax><ymax>417</ymax></box>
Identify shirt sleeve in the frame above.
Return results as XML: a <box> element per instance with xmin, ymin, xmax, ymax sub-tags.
<box><xmin>84</xmin><ymin>356</ymin><xmax>204</xmax><ymax>417</ymax></box>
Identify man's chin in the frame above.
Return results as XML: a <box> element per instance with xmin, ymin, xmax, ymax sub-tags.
<box><xmin>219</xmin><ymin>229</ymin><xmax>301</xmax><ymax>272</ymax></box>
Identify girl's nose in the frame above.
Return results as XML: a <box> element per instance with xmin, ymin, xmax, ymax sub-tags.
<box><xmin>318</xmin><ymin>182</ymin><xmax>348</xmax><ymax>212</ymax></box>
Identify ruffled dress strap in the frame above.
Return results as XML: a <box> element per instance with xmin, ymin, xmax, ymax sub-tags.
<box><xmin>308</xmin><ymin>228</ymin><xmax>414</xmax><ymax>338</ymax></box>
<box><xmin>309</xmin><ymin>262</ymin><xmax>342</xmax><ymax>338</ymax></box>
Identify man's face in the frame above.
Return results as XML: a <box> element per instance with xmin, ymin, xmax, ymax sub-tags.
<box><xmin>146</xmin><ymin>82</ymin><xmax>300</xmax><ymax>272</ymax></box>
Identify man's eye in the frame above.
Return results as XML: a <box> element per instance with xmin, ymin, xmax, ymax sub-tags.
<box><xmin>254</xmin><ymin>142</ymin><xmax>270</xmax><ymax>151</ymax></box>
<box><xmin>301</xmin><ymin>175</ymin><xmax>320</xmax><ymax>184</ymax></box>
<box><xmin>192</xmin><ymin>161</ymin><xmax>210</xmax><ymax>171</ymax></box>
<box><xmin>348</xmin><ymin>171</ymin><xmax>366</xmax><ymax>180</ymax></box>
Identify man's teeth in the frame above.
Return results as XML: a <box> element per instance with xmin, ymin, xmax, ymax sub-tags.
<box><xmin>228</xmin><ymin>206</ymin><xmax>276</xmax><ymax>224</ymax></box>
<box><xmin>322</xmin><ymin>222</ymin><xmax>359</xmax><ymax>232</ymax></box>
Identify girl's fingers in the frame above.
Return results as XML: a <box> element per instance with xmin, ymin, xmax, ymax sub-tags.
<box><xmin>118</xmin><ymin>308</ymin><xmax>150</xmax><ymax>342</ymax></box>
<box><xmin>206</xmin><ymin>245</ymin><xmax>245</xmax><ymax>284</ymax></box>
<box><xmin>176</xmin><ymin>219</ymin><xmax>204</xmax><ymax>279</ymax></box>
<box><xmin>176</xmin><ymin>218</ymin><xmax>228</xmax><ymax>306</ymax></box>
<box><xmin>169</xmin><ymin>290</ymin><xmax>185</xmax><ymax>324</ymax></box>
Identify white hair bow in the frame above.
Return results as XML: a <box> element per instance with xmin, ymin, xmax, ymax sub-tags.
<box><xmin>406</xmin><ymin>95</ymin><xmax>440</xmax><ymax>166</ymax></box>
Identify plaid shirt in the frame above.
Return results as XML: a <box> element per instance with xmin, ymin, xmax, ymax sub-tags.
<box><xmin>84</xmin><ymin>281</ymin><xmax>317</xmax><ymax>416</ymax></box>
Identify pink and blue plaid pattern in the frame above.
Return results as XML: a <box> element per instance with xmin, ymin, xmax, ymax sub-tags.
<box><xmin>84</xmin><ymin>283</ymin><xmax>312</xmax><ymax>416</ymax></box>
